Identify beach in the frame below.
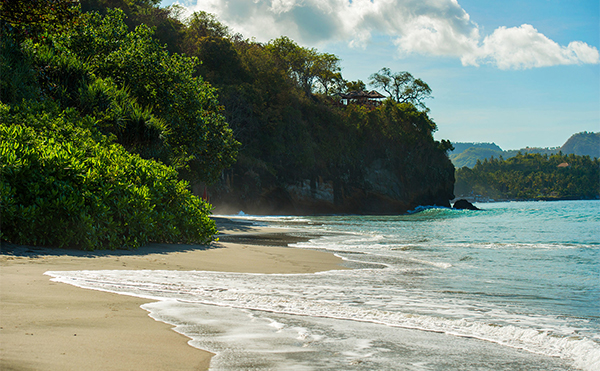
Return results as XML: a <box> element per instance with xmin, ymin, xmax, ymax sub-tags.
<box><xmin>0</xmin><ymin>218</ymin><xmax>345</xmax><ymax>371</ymax></box>
<box><xmin>3</xmin><ymin>203</ymin><xmax>598</xmax><ymax>370</ymax></box>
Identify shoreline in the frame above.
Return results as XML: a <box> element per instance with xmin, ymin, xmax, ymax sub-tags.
<box><xmin>0</xmin><ymin>217</ymin><xmax>346</xmax><ymax>371</ymax></box>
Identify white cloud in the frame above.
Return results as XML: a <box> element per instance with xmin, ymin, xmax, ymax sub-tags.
<box><xmin>394</xmin><ymin>15</ymin><xmax>479</xmax><ymax>58</ymax></box>
<box><xmin>462</xmin><ymin>24</ymin><xmax>600</xmax><ymax>69</ymax></box>
<box><xmin>183</xmin><ymin>0</ymin><xmax>600</xmax><ymax>69</ymax></box>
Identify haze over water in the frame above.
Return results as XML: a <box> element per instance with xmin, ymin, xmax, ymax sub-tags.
<box><xmin>48</xmin><ymin>200</ymin><xmax>600</xmax><ymax>370</ymax></box>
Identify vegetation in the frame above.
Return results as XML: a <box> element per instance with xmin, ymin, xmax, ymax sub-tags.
<box><xmin>451</xmin><ymin>132</ymin><xmax>598</xmax><ymax>169</ymax></box>
<box><xmin>451</xmin><ymin>146</ymin><xmax>504</xmax><ymax>168</ymax></box>
<box><xmin>0</xmin><ymin>102</ymin><xmax>216</xmax><ymax>249</ymax></box>
<box><xmin>0</xmin><ymin>0</ymin><xmax>81</xmax><ymax>37</ymax></box>
<box><xmin>188</xmin><ymin>22</ymin><xmax>453</xmax><ymax>212</ymax></box>
<box><xmin>561</xmin><ymin>132</ymin><xmax>600</xmax><ymax>159</ymax></box>
<box><xmin>1</xmin><ymin>6</ymin><xmax>236</xmax><ymax>249</ymax></box>
<box><xmin>369</xmin><ymin>67</ymin><xmax>432</xmax><ymax>109</ymax></box>
<box><xmin>1</xmin><ymin>0</ymin><xmax>456</xmax><ymax>248</ymax></box>
<box><xmin>455</xmin><ymin>153</ymin><xmax>600</xmax><ymax>200</ymax></box>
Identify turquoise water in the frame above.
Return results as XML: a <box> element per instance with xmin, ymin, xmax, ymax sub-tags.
<box><xmin>47</xmin><ymin>200</ymin><xmax>600</xmax><ymax>370</ymax></box>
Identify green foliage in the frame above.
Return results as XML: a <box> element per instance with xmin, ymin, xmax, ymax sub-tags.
<box><xmin>455</xmin><ymin>153</ymin><xmax>600</xmax><ymax>200</ymax></box>
<box><xmin>79</xmin><ymin>0</ymin><xmax>185</xmax><ymax>54</ymax></box>
<box><xmin>0</xmin><ymin>102</ymin><xmax>217</xmax><ymax>250</ymax></box>
<box><xmin>77</xmin><ymin>77</ymin><xmax>169</xmax><ymax>160</ymax></box>
<box><xmin>345</xmin><ymin>80</ymin><xmax>366</xmax><ymax>93</ymax></box>
<box><xmin>23</xmin><ymin>9</ymin><xmax>239</xmax><ymax>183</ymax></box>
<box><xmin>185</xmin><ymin>11</ymin><xmax>230</xmax><ymax>40</ymax></box>
<box><xmin>369</xmin><ymin>67</ymin><xmax>432</xmax><ymax>109</ymax></box>
<box><xmin>0</xmin><ymin>6</ymin><xmax>240</xmax><ymax>249</ymax></box>
<box><xmin>0</xmin><ymin>0</ymin><xmax>81</xmax><ymax>39</ymax></box>
<box><xmin>193</xmin><ymin>36</ymin><xmax>248</xmax><ymax>85</ymax></box>
<box><xmin>266</xmin><ymin>36</ymin><xmax>342</xmax><ymax>97</ymax></box>
<box><xmin>0</xmin><ymin>32</ymin><xmax>39</xmax><ymax>104</ymax></box>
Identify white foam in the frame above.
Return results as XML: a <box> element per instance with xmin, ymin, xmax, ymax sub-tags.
<box><xmin>46</xmin><ymin>269</ymin><xmax>599</xmax><ymax>370</ymax></box>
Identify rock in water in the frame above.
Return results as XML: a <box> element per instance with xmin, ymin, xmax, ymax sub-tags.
<box><xmin>453</xmin><ymin>199</ymin><xmax>479</xmax><ymax>210</ymax></box>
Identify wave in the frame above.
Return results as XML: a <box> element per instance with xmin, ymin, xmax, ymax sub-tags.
<box><xmin>406</xmin><ymin>205</ymin><xmax>453</xmax><ymax>214</ymax></box>
<box><xmin>45</xmin><ymin>269</ymin><xmax>600</xmax><ymax>371</ymax></box>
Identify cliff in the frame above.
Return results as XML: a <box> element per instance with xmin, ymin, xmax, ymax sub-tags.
<box><xmin>208</xmin><ymin>100</ymin><xmax>455</xmax><ymax>215</ymax></box>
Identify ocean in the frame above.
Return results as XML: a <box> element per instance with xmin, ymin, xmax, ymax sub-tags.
<box><xmin>47</xmin><ymin>200</ymin><xmax>600</xmax><ymax>370</ymax></box>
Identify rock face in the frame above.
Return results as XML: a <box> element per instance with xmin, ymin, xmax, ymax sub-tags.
<box><xmin>207</xmin><ymin>153</ymin><xmax>455</xmax><ymax>215</ymax></box>
<box><xmin>453</xmin><ymin>199</ymin><xmax>479</xmax><ymax>210</ymax></box>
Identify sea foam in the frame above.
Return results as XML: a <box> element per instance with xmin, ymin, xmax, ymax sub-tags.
<box><xmin>46</xmin><ymin>268</ymin><xmax>599</xmax><ymax>370</ymax></box>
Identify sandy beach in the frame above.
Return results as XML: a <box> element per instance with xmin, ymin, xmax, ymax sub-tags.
<box><xmin>0</xmin><ymin>218</ymin><xmax>345</xmax><ymax>371</ymax></box>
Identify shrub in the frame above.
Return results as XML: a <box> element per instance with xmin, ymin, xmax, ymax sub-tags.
<box><xmin>0</xmin><ymin>102</ymin><xmax>217</xmax><ymax>250</ymax></box>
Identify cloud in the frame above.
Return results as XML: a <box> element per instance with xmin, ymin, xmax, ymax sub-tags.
<box><xmin>461</xmin><ymin>24</ymin><xmax>600</xmax><ymax>69</ymax></box>
<box><xmin>183</xmin><ymin>0</ymin><xmax>600</xmax><ymax>69</ymax></box>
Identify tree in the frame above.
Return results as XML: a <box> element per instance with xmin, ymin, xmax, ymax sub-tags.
<box><xmin>345</xmin><ymin>80</ymin><xmax>366</xmax><ymax>92</ymax></box>
<box><xmin>267</xmin><ymin>36</ymin><xmax>316</xmax><ymax>95</ymax></box>
<box><xmin>34</xmin><ymin>9</ymin><xmax>239</xmax><ymax>183</ymax></box>
<box><xmin>193</xmin><ymin>36</ymin><xmax>247</xmax><ymax>84</ymax></box>
<box><xmin>369</xmin><ymin>67</ymin><xmax>432</xmax><ymax>109</ymax></box>
<box><xmin>184</xmin><ymin>10</ymin><xmax>229</xmax><ymax>45</ymax></box>
<box><xmin>455</xmin><ymin>153</ymin><xmax>599</xmax><ymax>200</ymax></box>
<box><xmin>313</xmin><ymin>52</ymin><xmax>342</xmax><ymax>95</ymax></box>
<box><xmin>267</xmin><ymin>36</ymin><xmax>343</xmax><ymax>97</ymax></box>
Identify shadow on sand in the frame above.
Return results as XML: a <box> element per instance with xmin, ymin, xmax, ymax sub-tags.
<box><xmin>0</xmin><ymin>241</ymin><xmax>221</xmax><ymax>259</ymax></box>
<box><xmin>0</xmin><ymin>216</ymin><xmax>314</xmax><ymax>258</ymax></box>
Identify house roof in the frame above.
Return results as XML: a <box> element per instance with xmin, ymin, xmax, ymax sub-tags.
<box><xmin>340</xmin><ymin>90</ymin><xmax>385</xmax><ymax>99</ymax></box>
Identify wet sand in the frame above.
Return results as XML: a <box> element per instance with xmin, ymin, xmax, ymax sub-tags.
<box><xmin>0</xmin><ymin>218</ymin><xmax>345</xmax><ymax>370</ymax></box>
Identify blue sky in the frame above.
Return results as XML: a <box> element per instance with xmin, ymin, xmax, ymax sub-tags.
<box><xmin>162</xmin><ymin>0</ymin><xmax>599</xmax><ymax>150</ymax></box>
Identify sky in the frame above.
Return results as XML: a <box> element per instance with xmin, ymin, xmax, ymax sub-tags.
<box><xmin>161</xmin><ymin>0</ymin><xmax>599</xmax><ymax>150</ymax></box>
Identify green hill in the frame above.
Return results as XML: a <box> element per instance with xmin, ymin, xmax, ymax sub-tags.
<box><xmin>450</xmin><ymin>146</ymin><xmax>504</xmax><ymax>168</ymax></box>
<box><xmin>560</xmin><ymin>132</ymin><xmax>600</xmax><ymax>158</ymax></box>
<box><xmin>450</xmin><ymin>132</ymin><xmax>598</xmax><ymax>169</ymax></box>
<box><xmin>455</xmin><ymin>153</ymin><xmax>599</xmax><ymax>200</ymax></box>
<box><xmin>451</xmin><ymin>142</ymin><xmax>503</xmax><ymax>155</ymax></box>
<box><xmin>1</xmin><ymin>8</ymin><xmax>236</xmax><ymax>249</ymax></box>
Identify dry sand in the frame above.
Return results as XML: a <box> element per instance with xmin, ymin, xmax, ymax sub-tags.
<box><xmin>0</xmin><ymin>218</ymin><xmax>345</xmax><ymax>370</ymax></box>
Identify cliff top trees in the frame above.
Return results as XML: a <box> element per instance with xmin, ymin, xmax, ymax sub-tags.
<box><xmin>185</xmin><ymin>10</ymin><xmax>229</xmax><ymax>40</ymax></box>
<box><xmin>267</xmin><ymin>36</ymin><xmax>342</xmax><ymax>97</ymax></box>
<box><xmin>369</xmin><ymin>67</ymin><xmax>432</xmax><ymax>109</ymax></box>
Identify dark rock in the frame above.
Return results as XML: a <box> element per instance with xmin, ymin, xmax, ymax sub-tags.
<box><xmin>207</xmin><ymin>152</ymin><xmax>456</xmax><ymax>215</ymax></box>
<box><xmin>453</xmin><ymin>199</ymin><xmax>479</xmax><ymax>210</ymax></box>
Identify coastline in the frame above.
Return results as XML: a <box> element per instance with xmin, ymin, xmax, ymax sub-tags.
<box><xmin>0</xmin><ymin>217</ymin><xmax>345</xmax><ymax>371</ymax></box>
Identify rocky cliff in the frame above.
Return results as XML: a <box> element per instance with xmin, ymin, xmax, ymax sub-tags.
<box><xmin>207</xmin><ymin>145</ymin><xmax>455</xmax><ymax>215</ymax></box>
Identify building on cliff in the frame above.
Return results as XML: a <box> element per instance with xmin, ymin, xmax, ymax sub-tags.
<box><xmin>340</xmin><ymin>90</ymin><xmax>385</xmax><ymax>106</ymax></box>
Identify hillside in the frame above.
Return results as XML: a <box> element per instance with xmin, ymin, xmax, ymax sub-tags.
<box><xmin>450</xmin><ymin>146</ymin><xmax>504</xmax><ymax>168</ymax></box>
<box><xmin>560</xmin><ymin>132</ymin><xmax>600</xmax><ymax>158</ymax></box>
<box><xmin>1</xmin><ymin>0</ymin><xmax>457</xmax><ymax>253</ymax></box>
<box><xmin>1</xmin><ymin>7</ymin><xmax>236</xmax><ymax>249</ymax></box>
<box><xmin>143</xmin><ymin>9</ymin><xmax>456</xmax><ymax>214</ymax></box>
<box><xmin>455</xmin><ymin>153</ymin><xmax>599</xmax><ymax>201</ymax></box>
<box><xmin>451</xmin><ymin>131</ymin><xmax>598</xmax><ymax>168</ymax></box>
<box><xmin>451</xmin><ymin>142</ymin><xmax>503</xmax><ymax>155</ymax></box>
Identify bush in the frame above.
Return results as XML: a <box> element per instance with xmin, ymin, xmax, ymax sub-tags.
<box><xmin>0</xmin><ymin>102</ymin><xmax>217</xmax><ymax>250</ymax></box>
